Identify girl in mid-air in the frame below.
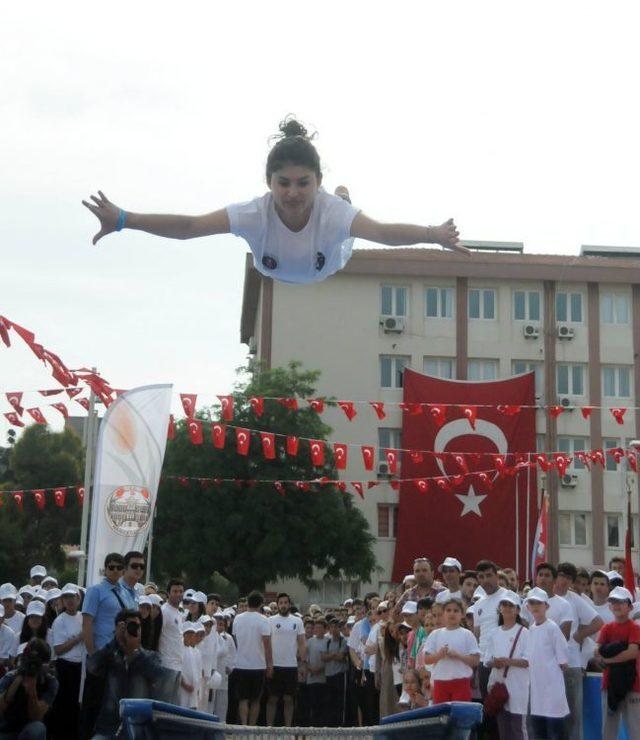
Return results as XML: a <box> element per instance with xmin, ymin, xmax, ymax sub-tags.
<box><xmin>83</xmin><ymin>117</ymin><xmax>467</xmax><ymax>285</ymax></box>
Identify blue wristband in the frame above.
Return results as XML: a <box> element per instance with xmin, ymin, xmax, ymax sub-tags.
<box><xmin>116</xmin><ymin>209</ymin><xmax>126</xmax><ymax>232</ymax></box>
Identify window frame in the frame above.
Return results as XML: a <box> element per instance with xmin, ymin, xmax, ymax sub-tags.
<box><xmin>380</xmin><ymin>355</ymin><xmax>411</xmax><ymax>389</ymax></box>
<box><xmin>468</xmin><ymin>358</ymin><xmax>499</xmax><ymax>381</ymax></box>
<box><xmin>602</xmin><ymin>366</ymin><xmax>632</xmax><ymax>399</ymax></box>
<box><xmin>557</xmin><ymin>436</ymin><xmax>588</xmax><ymax>471</ymax></box>
<box><xmin>512</xmin><ymin>360</ymin><xmax>544</xmax><ymax>398</ymax></box>
<box><xmin>423</xmin><ymin>356</ymin><xmax>456</xmax><ymax>379</ymax></box>
<box><xmin>377</xmin><ymin>503</ymin><xmax>399</xmax><ymax>539</ymax></box>
<box><xmin>555</xmin><ymin>291</ymin><xmax>584</xmax><ymax>324</ymax></box>
<box><xmin>380</xmin><ymin>284</ymin><xmax>409</xmax><ymax>318</ymax></box>
<box><xmin>556</xmin><ymin>363</ymin><xmax>586</xmax><ymax>397</ymax></box>
<box><xmin>513</xmin><ymin>289</ymin><xmax>542</xmax><ymax>322</ymax></box>
<box><xmin>425</xmin><ymin>286</ymin><xmax>454</xmax><ymax>319</ymax></box>
<box><xmin>468</xmin><ymin>288</ymin><xmax>497</xmax><ymax>320</ymax></box>
<box><xmin>600</xmin><ymin>291</ymin><xmax>630</xmax><ymax>325</ymax></box>
<box><xmin>558</xmin><ymin>511</ymin><xmax>590</xmax><ymax>547</ymax></box>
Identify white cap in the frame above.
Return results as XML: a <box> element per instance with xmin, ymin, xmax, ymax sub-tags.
<box><xmin>343</xmin><ymin>598</ymin><xmax>353</xmax><ymax>606</ymax></box>
<box><xmin>608</xmin><ymin>586</ymin><xmax>634</xmax><ymax>603</ymax></box>
<box><xmin>26</xmin><ymin>601</ymin><xmax>46</xmax><ymax>617</ymax></box>
<box><xmin>138</xmin><ymin>596</ymin><xmax>152</xmax><ymax>607</ymax></box>
<box><xmin>31</xmin><ymin>588</ymin><xmax>46</xmax><ymax>603</ymax></box>
<box><xmin>524</xmin><ymin>587</ymin><xmax>549</xmax><ymax>604</ymax></box>
<box><xmin>346</xmin><ymin>615</ymin><xmax>356</xmax><ymax>625</ymax></box>
<box><xmin>403</xmin><ymin>574</ymin><xmax>416</xmax><ymax>584</ymax></box>
<box><xmin>498</xmin><ymin>591</ymin><xmax>522</xmax><ymax>607</ymax></box>
<box><xmin>263</xmin><ymin>607</ymin><xmax>272</xmax><ymax>615</ymax></box>
<box><xmin>213</xmin><ymin>611</ymin><xmax>226</xmax><ymax>620</ymax></box>
<box><xmin>183</xmin><ymin>589</ymin><xmax>196</xmax><ymax>601</ymax></box>
<box><xmin>607</xmin><ymin>571</ymin><xmax>624</xmax><ymax>583</ymax></box>
<box><xmin>30</xmin><ymin>566</ymin><xmax>47</xmax><ymax>579</ymax></box>
<box><xmin>0</xmin><ymin>605</ymin><xmax>4</xmax><ymax>618</ymax></box>
<box><xmin>60</xmin><ymin>584</ymin><xmax>79</xmax><ymax>598</ymax></box>
<box><xmin>45</xmin><ymin>588</ymin><xmax>62</xmax><ymax>603</ymax></box>
<box><xmin>436</xmin><ymin>590</ymin><xmax>462</xmax><ymax>605</ymax></box>
<box><xmin>181</xmin><ymin>622</ymin><xmax>197</xmax><ymax>634</ymax></box>
<box><xmin>0</xmin><ymin>584</ymin><xmax>17</xmax><ymax>600</ymax></box>
<box><xmin>42</xmin><ymin>576</ymin><xmax>58</xmax><ymax>587</ymax></box>
<box><xmin>147</xmin><ymin>594</ymin><xmax>162</xmax><ymax>606</ymax></box>
<box><xmin>199</xmin><ymin>615</ymin><xmax>213</xmax><ymax>625</ymax></box>
<box><xmin>377</xmin><ymin>600</ymin><xmax>389</xmax><ymax>611</ymax></box>
<box><xmin>134</xmin><ymin>583</ymin><xmax>145</xmax><ymax>595</ymax></box>
<box><xmin>401</xmin><ymin>601</ymin><xmax>418</xmax><ymax>615</ymax></box>
<box><xmin>439</xmin><ymin>557</ymin><xmax>462</xmax><ymax>572</ymax></box>
<box><xmin>18</xmin><ymin>586</ymin><xmax>34</xmax><ymax>598</ymax></box>
<box><xmin>472</xmin><ymin>586</ymin><xmax>486</xmax><ymax>601</ymax></box>
<box><xmin>192</xmin><ymin>591</ymin><xmax>207</xmax><ymax>605</ymax></box>
<box><xmin>398</xmin><ymin>621</ymin><xmax>413</xmax><ymax>630</ymax></box>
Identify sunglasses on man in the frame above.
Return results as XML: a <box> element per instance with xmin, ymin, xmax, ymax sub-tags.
<box><xmin>106</xmin><ymin>564</ymin><xmax>124</xmax><ymax>571</ymax></box>
<box><xmin>128</xmin><ymin>563</ymin><xmax>146</xmax><ymax>570</ymax></box>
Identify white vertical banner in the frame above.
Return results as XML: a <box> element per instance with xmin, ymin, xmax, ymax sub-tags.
<box><xmin>86</xmin><ymin>384</ymin><xmax>172</xmax><ymax>586</ymax></box>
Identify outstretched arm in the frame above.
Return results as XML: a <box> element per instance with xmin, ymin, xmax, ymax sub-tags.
<box><xmin>82</xmin><ymin>191</ymin><xmax>230</xmax><ymax>245</ymax></box>
<box><xmin>350</xmin><ymin>212</ymin><xmax>469</xmax><ymax>254</ymax></box>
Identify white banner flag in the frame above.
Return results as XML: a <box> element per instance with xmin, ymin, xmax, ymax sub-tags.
<box><xmin>86</xmin><ymin>384</ymin><xmax>172</xmax><ymax>586</ymax></box>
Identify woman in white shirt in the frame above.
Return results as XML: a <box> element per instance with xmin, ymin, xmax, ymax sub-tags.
<box><xmin>484</xmin><ymin>592</ymin><xmax>529</xmax><ymax>740</ymax></box>
<box><xmin>83</xmin><ymin>118</ymin><xmax>466</xmax><ymax>286</ymax></box>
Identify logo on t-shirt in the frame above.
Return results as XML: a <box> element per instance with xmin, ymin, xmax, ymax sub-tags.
<box><xmin>276</xmin><ymin>624</ymin><xmax>281</xmax><ymax>629</ymax></box>
<box><xmin>315</xmin><ymin>252</ymin><xmax>326</xmax><ymax>271</ymax></box>
<box><xmin>262</xmin><ymin>254</ymin><xmax>278</xmax><ymax>271</ymax></box>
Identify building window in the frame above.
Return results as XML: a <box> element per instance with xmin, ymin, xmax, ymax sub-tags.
<box><xmin>556</xmin><ymin>292</ymin><xmax>583</xmax><ymax>323</ymax></box>
<box><xmin>607</xmin><ymin>515</ymin><xmax>620</xmax><ymax>548</ymax></box>
<box><xmin>307</xmin><ymin>580</ymin><xmax>361</xmax><ymax>606</ymax></box>
<box><xmin>469</xmin><ymin>289</ymin><xmax>496</xmax><ymax>320</ymax></box>
<box><xmin>603</xmin><ymin>438</ymin><xmax>621</xmax><ymax>472</ymax></box>
<box><xmin>423</xmin><ymin>357</ymin><xmax>455</xmax><ymax>379</ymax></box>
<box><xmin>425</xmin><ymin>287</ymin><xmax>453</xmax><ymax>318</ymax></box>
<box><xmin>512</xmin><ymin>360</ymin><xmax>544</xmax><ymax>398</ymax></box>
<box><xmin>468</xmin><ymin>359</ymin><xmax>498</xmax><ymax>381</ymax></box>
<box><xmin>559</xmin><ymin>512</ymin><xmax>589</xmax><ymax>547</ymax></box>
<box><xmin>606</xmin><ymin>514</ymin><xmax>639</xmax><ymax>549</ymax></box>
<box><xmin>377</xmin><ymin>504</ymin><xmax>399</xmax><ymax>538</ymax></box>
<box><xmin>602</xmin><ymin>366</ymin><xmax>631</xmax><ymax>398</ymax></box>
<box><xmin>556</xmin><ymin>363</ymin><xmax>585</xmax><ymax>396</ymax></box>
<box><xmin>378</xmin><ymin>428</ymin><xmax>402</xmax><ymax>452</ymax></box>
<box><xmin>380</xmin><ymin>356</ymin><xmax>410</xmax><ymax>389</ymax></box>
<box><xmin>557</xmin><ymin>437</ymin><xmax>588</xmax><ymax>470</ymax></box>
<box><xmin>601</xmin><ymin>292</ymin><xmax>630</xmax><ymax>325</ymax></box>
<box><xmin>513</xmin><ymin>290</ymin><xmax>541</xmax><ymax>321</ymax></box>
<box><xmin>381</xmin><ymin>285</ymin><xmax>408</xmax><ymax>317</ymax></box>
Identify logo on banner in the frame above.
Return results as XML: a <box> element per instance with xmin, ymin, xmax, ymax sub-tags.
<box><xmin>105</xmin><ymin>485</ymin><xmax>152</xmax><ymax>536</ymax></box>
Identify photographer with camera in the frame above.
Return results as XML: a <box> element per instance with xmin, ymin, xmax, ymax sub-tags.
<box><xmin>0</xmin><ymin>638</ymin><xmax>58</xmax><ymax>739</ymax></box>
<box><xmin>86</xmin><ymin>609</ymin><xmax>162</xmax><ymax>740</ymax></box>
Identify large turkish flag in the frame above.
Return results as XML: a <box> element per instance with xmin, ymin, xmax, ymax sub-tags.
<box><xmin>392</xmin><ymin>369</ymin><xmax>537</xmax><ymax>581</ymax></box>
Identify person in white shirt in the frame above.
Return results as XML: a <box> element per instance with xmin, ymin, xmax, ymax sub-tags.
<box><xmin>179</xmin><ymin>622</ymin><xmax>203</xmax><ymax>710</ymax></box>
<box><xmin>422</xmin><ymin>597</ymin><xmax>480</xmax><ymax>702</ymax></box>
<box><xmin>555</xmin><ymin>562</ymin><xmax>603</xmax><ymax>740</ymax></box>
<box><xmin>0</xmin><ymin>585</ymin><xmax>24</xmax><ymax>637</ymax></box>
<box><xmin>484</xmin><ymin>592</ymin><xmax>529</xmax><ymax>740</ymax></box>
<box><xmin>158</xmin><ymin>578</ymin><xmax>185</xmax><ymax>703</ymax></box>
<box><xmin>472</xmin><ymin>561</ymin><xmax>508</xmax><ymax>693</ymax></box>
<box><xmin>196</xmin><ymin>615</ymin><xmax>219</xmax><ymax>713</ymax></box>
<box><xmin>534</xmin><ymin>563</ymin><xmax>573</xmax><ymax>638</ymax></box>
<box><xmin>266</xmin><ymin>593</ymin><xmax>306</xmax><ymax>728</ymax></box>
<box><xmin>232</xmin><ymin>591</ymin><xmax>273</xmax><ymax>726</ymax></box>
<box><xmin>0</xmin><ymin>605</ymin><xmax>18</xmax><ymax>673</ymax></box>
<box><xmin>524</xmin><ymin>587</ymin><xmax>569</xmax><ymax>740</ymax></box>
<box><xmin>213</xmin><ymin>614</ymin><xmax>236</xmax><ymax>722</ymax></box>
<box><xmin>590</xmin><ymin>570</ymin><xmax>615</xmax><ymax>624</ymax></box>
<box><xmin>50</xmin><ymin>584</ymin><xmax>84</xmax><ymax>738</ymax></box>
<box><xmin>83</xmin><ymin>117</ymin><xmax>466</xmax><ymax>286</ymax></box>
<box><xmin>437</xmin><ymin>557</ymin><xmax>463</xmax><ymax>603</ymax></box>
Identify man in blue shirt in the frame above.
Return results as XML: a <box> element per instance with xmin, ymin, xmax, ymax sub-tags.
<box><xmin>118</xmin><ymin>551</ymin><xmax>145</xmax><ymax>610</ymax></box>
<box><xmin>80</xmin><ymin>552</ymin><xmax>126</xmax><ymax>739</ymax></box>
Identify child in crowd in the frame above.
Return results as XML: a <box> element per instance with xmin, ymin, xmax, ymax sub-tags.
<box><xmin>524</xmin><ymin>587</ymin><xmax>569</xmax><ymax>739</ymax></box>
<box><xmin>179</xmin><ymin>622</ymin><xmax>203</xmax><ymax>710</ymax></box>
<box><xmin>422</xmin><ymin>598</ymin><xmax>480</xmax><ymax>703</ymax></box>
<box><xmin>399</xmin><ymin>669</ymin><xmax>428</xmax><ymax>710</ymax></box>
<box><xmin>306</xmin><ymin>617</ymin><xmax>328</xmax><ymax>726</ymax></box>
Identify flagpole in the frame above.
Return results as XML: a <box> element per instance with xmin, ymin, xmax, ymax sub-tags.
<box><xmin>78</xmin><ymin>370</ymin><xmax>98</xmax><ymax>587</ymax></box>
<box><xmin>525</xmin><ymin>455</ymin><xmax>531</xmax><ymax>579</ymax></box>
<box><xmin>515</xmin><ymin>466</ymin><xmax>520</xmax><ymax>577</ymax></box>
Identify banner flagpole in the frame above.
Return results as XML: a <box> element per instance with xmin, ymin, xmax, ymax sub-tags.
<box><xmin>78</xmin><ymin>370</ymin><xmax>98</xmax><ymax>587</ymax></box>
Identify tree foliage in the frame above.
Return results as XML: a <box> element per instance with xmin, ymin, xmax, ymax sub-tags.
<box><xmin>153</xmin><ymin>362</ymin><xmax>376</xmax><ymax>594</ymax></box>
<box><xmin>0</xmin><ymin>425</ymin><xmax>84</xmax><ymax>585</ymax></box>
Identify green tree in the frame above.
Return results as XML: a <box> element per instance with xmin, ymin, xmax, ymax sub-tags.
<box><xmin>153</xmin><ymin>362</ymin><xmax>376</xmax><ymax>594</ymax></box>
<box><xmin>0</xmin><ymin>426</ymin><xmax>84</xmax><ymax>584</ymax></box>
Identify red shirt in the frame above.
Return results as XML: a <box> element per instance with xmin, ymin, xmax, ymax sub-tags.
<box><xmin>597</xmin><ymin>619</ymin><xmax>640</xmax><ymax>691</ymax></box>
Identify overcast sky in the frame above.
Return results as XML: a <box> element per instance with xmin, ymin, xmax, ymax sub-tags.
<box><xmin>3</xmin><ymin>1</ymin><xmax>640</xmax><ymax>431</ymax></box>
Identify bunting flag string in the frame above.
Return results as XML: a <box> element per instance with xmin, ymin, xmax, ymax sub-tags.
<box><xmin>0</xmin><ymin>485</ymin><xmax>84</xmax><ymax>511</ymax></box>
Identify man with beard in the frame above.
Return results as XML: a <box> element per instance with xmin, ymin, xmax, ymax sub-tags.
<box><xmin>394</xmin><ymin>558</ymin><xmax>443</xmax><ymax>616</ymax></box>
<box><xmin>266</xmin><ymin>594</ymin><xmax>306</xmax><ymax>727</ymax></box>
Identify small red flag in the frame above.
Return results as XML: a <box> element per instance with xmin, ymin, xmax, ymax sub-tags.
<box><xmin>51</xmin><ymin>403</ymin><xmax>69</xmax><ymax>419</ymax></box>
<box><xmin>369</xmin><ymin>401</ymin><xmax>386</xmax><ymax>420</ymax></box>
<box><xmin>333</xmin><ymin>443</ymin><xmax>348</xmax><ymax>470</ymax></box>
<box><xmin>498</xmin><ymin>404</ymin><xmax>522</xmax><ymax>416</ymax></box>
<box><xmin>12</xmin><ymin>491</ymin><xmax>23</xmax><ymax>511</ymax></box>
<box><xmin>611</xmin><ymin>407</ymin><xmax>627</xmax><ymax>425</ymax></box>
<box><xmin>307</xmin><ymin>398</ymin><xmax>325</xmax><ymax>414</ymax></box>
<box><xmin>415</xmin><ymin>479</ymin><xmax>429</xmax><ymax>493</ymax></box>
<box><xmin>296</xmin><ymin>481</ymin><xmax>310</xmax><ymax>491</ymax></box>
<box><xmin>260</xmin><ymin>432</ymin><xmax>276</xmax><ymax>460</ymax></box>
<box><xmin>6</xmin><ymin>393</ymin><xmax>23</xmax><ymax>416</ymax></box>
<box><xmin>0</xmin><ymin>317</ymin><xmax>10</xmax><ymax>347</ymax></box>
<box><xmin>590</xmin><ymin>449</ymin><xmax>605</xmax><ymax>467</ymax></box>
<box><xmin>400</xmin><ymin>402</ymin><xmax>423</xmax><ymax>416</ymax></box>
<box><xmin>217</xmin><ymin>395</ymin><xmax>234</xmax><ymax>421</ymax></box>
<box><xmin>459</xmin><ymin>405</ymin><xmax>477</xmax><ymax>430</ymax></box>
<box><xmin>33</xmin><ymin>489</ymin><xmax>46</xmax><ymax>510</ymax></box>
<box><xmin>427</xmin><ymin>404</ymin><xmax>447</xmax><ymax>427</ymax></box>
<box><xmin>534</xmin><ymin>453</ymin><xmax>552</xmax><ymax>472</ymax></box>
<box><xmin>187</xmin><ymin>419</ymin><xmax>203</xmax><ymax>445</ymax></box>
<box><xmin>274</xmin><ymin>481</ymin><xmax>286</xmax><ymax>497</ymax></box>
<box><xmin>553</xmin><ymin>453</ymin><xmax>572</xmax><ymax>477</ymax></box>
<box><xmin>167</xmin><ymin>414</ymin><xmax>175</xmax><ymax>440</ymax></box>
<box><xmin>410</xmin><ymin>450</ymin><xmax>424</xmax><ymax>463</ymax></box>
<box><xmin>77</xmin><ymin>486</ymin><xmax>85</xmax><ymax>505</ymax></box>
<box><xmin>249</xmin><ymin>396</ymin><xmax>264</xmax><ymax>417</ymax></box>
<box><xmin>75</xmin><ymin>398</ymin><xmax>90</xmax><ymax>411</ymax></box>
<box><xmin>236</xmin><ymin>428</ymin><xmax>251</xmax><ymax>455</ymax></box>
<box><xmin>384</xmin><ymin>449</ymin><xmax>398</xmax><ymax>475</ymax></box>
<box><xmin>581</xmin><ymin>406</ymin><xmax>594</xmax><ymax>419</ymax></box>
<box><xmin>54</xmin><ymin>488</ymin><xmax>66</xmax><ymax>508</ymax></box>
<box><xmin>211</xmin><ymin>423</ymin><xmax>226</xmax><ymax>449</ymax></box>
<box><xmin>180</xmin><ymin>393</ymin><xmax>197</xmax><ymax>417</ymax></box>
<box><xmin>351</xmin><ymin>482</ymin><xmax>364</xmax><ymax>499</ymax></box>
<box><xmin>338</xmin><ymin>401</ymin><xmax>357</xmax><ymax>421</ymax></box>
<box><xmin>361</xmin><ymin>445</ymin><xmax>375</xmax><ymax>471</ymax></box>
<box><xmin>309</xmin><ymin>440</ymin><xmax>325</xmax><ymax>467</ymax></box>
<box><xmin>548</xmin><ymin>405</ymin><xmax>564</xmax><ymax>419</ymax></box>
<box><xmin>278</xmin><ymin>397</ymin><xmax>298</xmax><ymax>411</ymax></box>
<box><xmin>286</xmin><ymin>436</ymin><xmax>299</xmax><ymax>456</ymax></box>
<box><xmin>39</xmin><ymin>389</ymin><xmax>63</xmax><ymax>397</ymax></box>
<box><xmin>4</xmin><ymin>412</ymin><xmax>24</xmax><ymax>427</ymax></box>
<box><xmin>27</xmin><ymin>408</ymin><xmax>47</xmax><ymax>424</ymax></box>
<box><xmin>66</xmin><ymin>388</ymin><xmax>82</xmax><ymax>398</ymax></box>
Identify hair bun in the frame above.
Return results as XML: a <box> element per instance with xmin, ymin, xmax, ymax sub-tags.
<box><xmin>278</xmin><ymin>116</ymin><xmax>308</xmax><ymax>139</ymax></box>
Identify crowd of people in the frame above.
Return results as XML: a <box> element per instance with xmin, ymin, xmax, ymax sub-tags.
<box><xmin>0</xmin><ymin>552</ymin><xmax>638</xmax><ymax>739</ymax></box>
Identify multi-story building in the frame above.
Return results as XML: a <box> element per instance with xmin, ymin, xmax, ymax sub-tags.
<box><xmin>240</xmin><ymin>243</ymin><xmax>640</xmax><ymax>605</ymax></box>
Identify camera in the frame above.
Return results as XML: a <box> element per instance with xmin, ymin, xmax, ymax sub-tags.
<box><xmin>126</xmin><ymin>621</ymin><xmax>141</xmax><ymax>637</ymax></box>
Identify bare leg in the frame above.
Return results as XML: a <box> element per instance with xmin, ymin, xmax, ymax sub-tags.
<box><xmin>248</xmin><ymin>699</ymin><xmax>261</xmax><ymax>725</ymax></box>
<box><xmin>266</xmin><ymin>695</ymin><xmax>278</xmax><ymax>726</ymax></box>
<box><xmin>238</xmin><ymin>699</ymin><xmax>249</xmax><ymax>725</ymax></box>
<box><xmin>283</xmin><ymin>695</ymin><xmax>294</xmax><ymax>727</ymax></box>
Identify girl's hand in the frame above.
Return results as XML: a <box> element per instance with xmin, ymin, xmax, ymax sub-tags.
<box><xmin>431</xmin><ymin>219</ymin><xmax>469</xmax><ymax>254</ymax></box>
<box><xmin>82</xmin><ymin>191</ymin><xmax>121</xmax><ymax>245</ymax></box>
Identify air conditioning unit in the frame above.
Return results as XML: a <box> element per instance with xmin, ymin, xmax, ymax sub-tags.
<box><xmin>247</xmin><ymin>336</ymin><xmax>257</xmax><ymax>355</ymax></box>
<box><xmin>561</xmin><ymin>474</ymin><xmax>578</xmax><ymax>488</ymax></box>
<box><xmin>523</xmin><ymin>324</ymin><xmax>540</xmax><ymax>339</ymax></box>
<box><xmin>557</xmin><ymin>325</ymin><xmax>575</xmax><ymax>339</ymax></box>
<box><xmin>560</xmin><ymin>396</ymin><xmax>574</xmax><ymax>410</ymax></box>
<box><xmin>380</xmin><ymin>316</ymin><xmax>406</xmax><ymax>333</ymax></box>
<box><xmin>377</xmin><ymin>462</ymin><xmax>391</xmax><ymax>478</ymax></box>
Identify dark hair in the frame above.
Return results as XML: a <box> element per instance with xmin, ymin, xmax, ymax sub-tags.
<box><xmin>185</xmin><ymin>601</ymin><xmax>206</xmax><ymax>621</ymax></box>
<box><xmin>609</xmin><ymin>557</ymin><xmax>625</xmax><ymax>568</ymax></box>
<box><xmin>20</xmin><ymin>613</ymin><xmax>48</xmax><ymax>643</ymax></box>
<box><xmin>22</xmin><ymin>637</ymin><xmax>51</xmax><ymax>663</ymax></box>
<box><xmin>363</xmin><ymin>592</ymin><xmax>379</xmax><ymax>609</ymax></box>
<box><xmin>462</xmin><ymin>570</ymin><xmax>478</xmax><ymax>582</ymax></box>
<box><xmin>124</xmin><ymin>551</ymin><xmax>145</xmax><ymax>567</ymax></box>
<box><xmin>104</xmin><ymin>552</ymin><xmax>124</xmax><ymax>568</ymax></box>
<box><xmin>557</xmin><ymin>562</ymin><xmax>578</xmax><ymax>581</ymax></box>
<box><xmin>413</xmin><ymin>557</ymin><xmax>434</xmax><ymax>570</ymax></box>
<box><xmin>114</xmin><ymin>608</ymin><xmax>141</xmax><ymax>626</ymax></box>
<box><xmin>314</xmin><ymin>617</ymin><xmax>328</xmax><ymax>628</ymax></box>
<box><xmin>352</xmin><ymin>598</ymin><xmax>364</xmax><ymax>607</ymax></box>
<box><xmin>476</xmin><ymin>560</ymin><xmax>498</xmax><ymax>574</ymax></box>
<box><xmin>166</xmin><ymin>578</ymin><xmax>185</xmax><ymax>592</ymax></box>
<box><xmin>265</xmin><ymin>116</ymin><xmax>321</xmax><ymax>183</ymax></box>
<box><xmin>247</xmin><ymin>591</ymin><xmax>264</xmax><ymax>609</ymax></box>
<box><xmin>207</xmin><ymin>593</ymin><xmax>222</xmax><ymax>604</ymax></box>
<box><xmin>141</xmin><ymin>604</ymin><xmax>163</xmax><ymax>651</ymax></box>
<box><xmin>383</xmin><ymin>623</ymin><xmax>400</xmax><ymax>661</ymax></box>
<box><xmin>498</xmin><ymin>611</ymin><xmax>524</xmax><ymax>627</ymax></box>
<box><xmin>590</xmin><ymin>571</ymin><xmax>610</xmax><ymax>584</ymax></box>
<box><xmin>276</xmin><ymin>593</ymin><xmax>291</xmax><ymax>603</ymax></box>
<box><xmin>44</xmin><ymin>601</ymin><xmax>58</xmax><ymax>629</ymax></box>
<box><xmin>536</xmin><ymin>562</ymin><xmax>557</xmax><ymax>578</ymax></box>
<box><xmin>576</xmin><ymin>567</ymin><xmax>590</xmax><ymax>581</ymax></box>
<box><xmin>417</xmin><ymin>597</ymin><xmax>433</xmax><ymax>611</ymax></box>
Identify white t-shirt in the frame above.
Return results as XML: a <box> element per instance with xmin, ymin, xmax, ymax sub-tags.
<box><xmin>159</xmin><ymin>603</ymin><xmax>184</xmax><ymax>672</ymax></box>
<box><xmin>525</xmin><ymin>619</ymin><xmax>569</xmax><ymax>718</ymax></box>
<box><xmin>179</xmin><ymin>645</ymin><xmax>202</xmax><ymax>709</ymax></box>
<box><xmin>269</xmin><ymin>614</ymin><xmax>304</xmax><ymax>668</ymax></box>
<box><xmin>4</xmin><ymin>611</ymin><xmax>24</xmax><ymax>636</ymax></box>
<box><xmin>227</xmin><ymin>189</ymin><xmax>359</xmax><ymax>284</ymax></box>
<box><xmin>472</xmin><ymin>587</ymin><xmax>508</xmax><ymax>661</ymax></box>
<box><xmin>559</xmin><ymin>590</ymin><xmax>599</xmax><ymax>668</ymax></box>
<box><xmin>216</xmin><ymin>632</ymin><xmax>236</xmax><ymax>690</ymax></box>
<box><xmin>347</xmin><ymin>619</ymin><xmax>365</xmax><ymax>665</ymax></box>
<box><xmin>51</xmin><ymin>612</ymin><xmax>85</xmax><ymax>663</ymax></box>
<box><xmin>0</xmin><ymin>624</ymin><xmax>18</xmax><ymax>661</ymax></box>
<box><xmin>232</xmin><ymin>611</ymin><xmax>271</xmax><ymax>670</ymax></box>
<box><xmin>546</xmin><ymin>595</ymin><xmax>572</xmax><ymax>629</ymax></box>
<box><xmin>197</xmin><ymin>631</ymin><xmax>218</xmax><ymax>677</ymax></box>
<box><xmin>423</xmin><ymin>626</ymin><xmax>480</xmax><ymax>681</ymax></box>
<box><xmin>592</xmin><ymin>601</ymin><xmax>615</xmax><ymax>624</ymax></box>
<box><xmin>365</xmin><ymin>621</ymin><xmax>382</xmax><ymax>673</ymax></box>
<box><xmin>485</xmin><ymin>625</ymin><xmax>530</xmax><ymax>715</ymax></box>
